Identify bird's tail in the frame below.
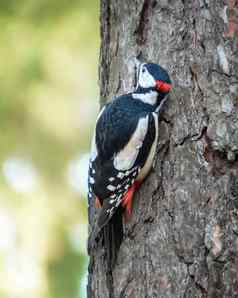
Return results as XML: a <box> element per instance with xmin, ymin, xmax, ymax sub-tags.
<box><xmin>103</xmin><ymin>206</ymin><xmax>123</xmax><ymax>270</ymax></box>
<box><xmin>88</xmin><ymin>204</ymin><xmax>124</xmax><ymax>270</ymax></box>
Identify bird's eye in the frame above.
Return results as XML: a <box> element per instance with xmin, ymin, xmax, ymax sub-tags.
<box><xmin>142</xmin><ymin>68</ymin><xmax>146</xmax><ymax>73</ymax></box>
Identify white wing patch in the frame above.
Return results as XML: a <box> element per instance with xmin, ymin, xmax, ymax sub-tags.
<box><xmin>113</xmin><ymin>115</ymin><xmax>149</xmax><ymax>171</ymax></box>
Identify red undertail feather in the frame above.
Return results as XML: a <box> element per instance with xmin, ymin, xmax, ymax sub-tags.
<box><xmin>122</xmin><ymin>181</ymin><xmax>140</xmax><ymax>220</ymax></box>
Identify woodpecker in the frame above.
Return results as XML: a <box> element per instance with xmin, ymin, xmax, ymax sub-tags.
<box><xmin>88</xmin><ymin>61</ymin><xmax>172</xmax><ymax>268</ymax></box>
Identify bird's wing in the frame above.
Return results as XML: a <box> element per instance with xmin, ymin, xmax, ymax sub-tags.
<box><xmin>88</xmin><ymin>102</ymin><xmax>157</xmax><ymax>230</ymax></box>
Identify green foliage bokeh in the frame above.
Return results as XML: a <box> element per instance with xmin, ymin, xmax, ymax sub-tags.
<box><xmin>0</xmin><ymin>0</ymin><xmax>99</xmax><ymax>297</ymax></box>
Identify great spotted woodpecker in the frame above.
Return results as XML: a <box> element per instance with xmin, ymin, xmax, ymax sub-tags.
<box><xmin>88</xmin><ymin>62</ymin><xmax>171</xmax><ymax>267</ymax></box>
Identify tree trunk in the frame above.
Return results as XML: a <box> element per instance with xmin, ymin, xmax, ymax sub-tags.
<box><xmin>88</xmin><ymin>1</ymin><xmax>238</xmax><ymax>297</ymax></box>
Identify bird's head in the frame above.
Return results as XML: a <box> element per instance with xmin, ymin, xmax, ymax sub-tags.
<box><xmin>135</xmin><ymin>62</ymin><xmax>172</xmax><ymax>105</ymax></box>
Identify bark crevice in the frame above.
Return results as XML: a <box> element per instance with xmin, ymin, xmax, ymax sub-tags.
<box><xmin>134</xmin><ymin>0</ymin><xmax>154</xmax><ymax>46</ymax></box>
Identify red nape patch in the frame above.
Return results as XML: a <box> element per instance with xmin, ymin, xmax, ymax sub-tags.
<box><xmin>95</xmin><ymin>196</ymin><xmax>102</xmax><ymax>208</ymax></box>
<box><xmin>156</xmin><ymin>80</ymin><xmax>171</xmax><ymax>93</ymax></box>
<box><xmin>122</xmin><ymin>181</ymin><xmax>141</xmax><ymax>221</ymax></box>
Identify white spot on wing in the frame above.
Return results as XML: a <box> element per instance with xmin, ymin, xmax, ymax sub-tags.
<box><xmin>116</xmin><ymin>201</ymin><xmax>121</xmax><ymax>207</ymax></box>
<box><xmin>107</xmin><ymin>185</ymin><xmax>116</xmax><ymax>191</ymax></box>
<box><xmin>107</xmin><ymin>207</ymin><xmax>115</xmax><ymax>215</ymax></box>
<box><xmin>125</xmin><ymin>167</ymin><xmax>137</xmax><ymax>176</ymax></box>
<box><xmin>109</xmin><ymin>177</ymin><xmax>115</xmax><ymax>182</ymax></box>
<box><xmin>89</xmin><ymin>176</ymin><xmax>95</xmax><ymax>184</ymax></box>
<box><xmin>113</xmin><ymin>116</ymin><xmax>149</xmax><ymax>171</ymax></box>
<box><xmin>117</xmin><ymin>172</ymin><xmax>124</xmax><ymax>179</ymax></box>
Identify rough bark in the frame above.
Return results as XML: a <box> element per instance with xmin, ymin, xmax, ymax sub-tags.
<box><xmin>88</xmin><ymin>1</ymin><xmax>238</xmax><ymax>297</ymax></box>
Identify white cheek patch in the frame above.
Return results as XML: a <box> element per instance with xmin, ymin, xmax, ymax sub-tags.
<box><xmin>113</xmin><ymin>115</ymin><xmax>149</xmax><ymax>171</ymax></box>
<box><xmin>139</xmin><ymin>67</ymin><xmax>156</xmax><ymax>89</ymax></box>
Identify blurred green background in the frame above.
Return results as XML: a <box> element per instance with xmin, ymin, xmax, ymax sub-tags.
<box><xmin>0</xmin><ymin>0</ymin><xmax>99</xmax><ymax>297</ymax></box>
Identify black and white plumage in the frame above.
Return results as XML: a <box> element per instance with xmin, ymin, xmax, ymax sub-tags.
<box><xmin>88</xmin><ymin>62</ymin><xmax>171</xmax><ymax>268</ymax></box>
